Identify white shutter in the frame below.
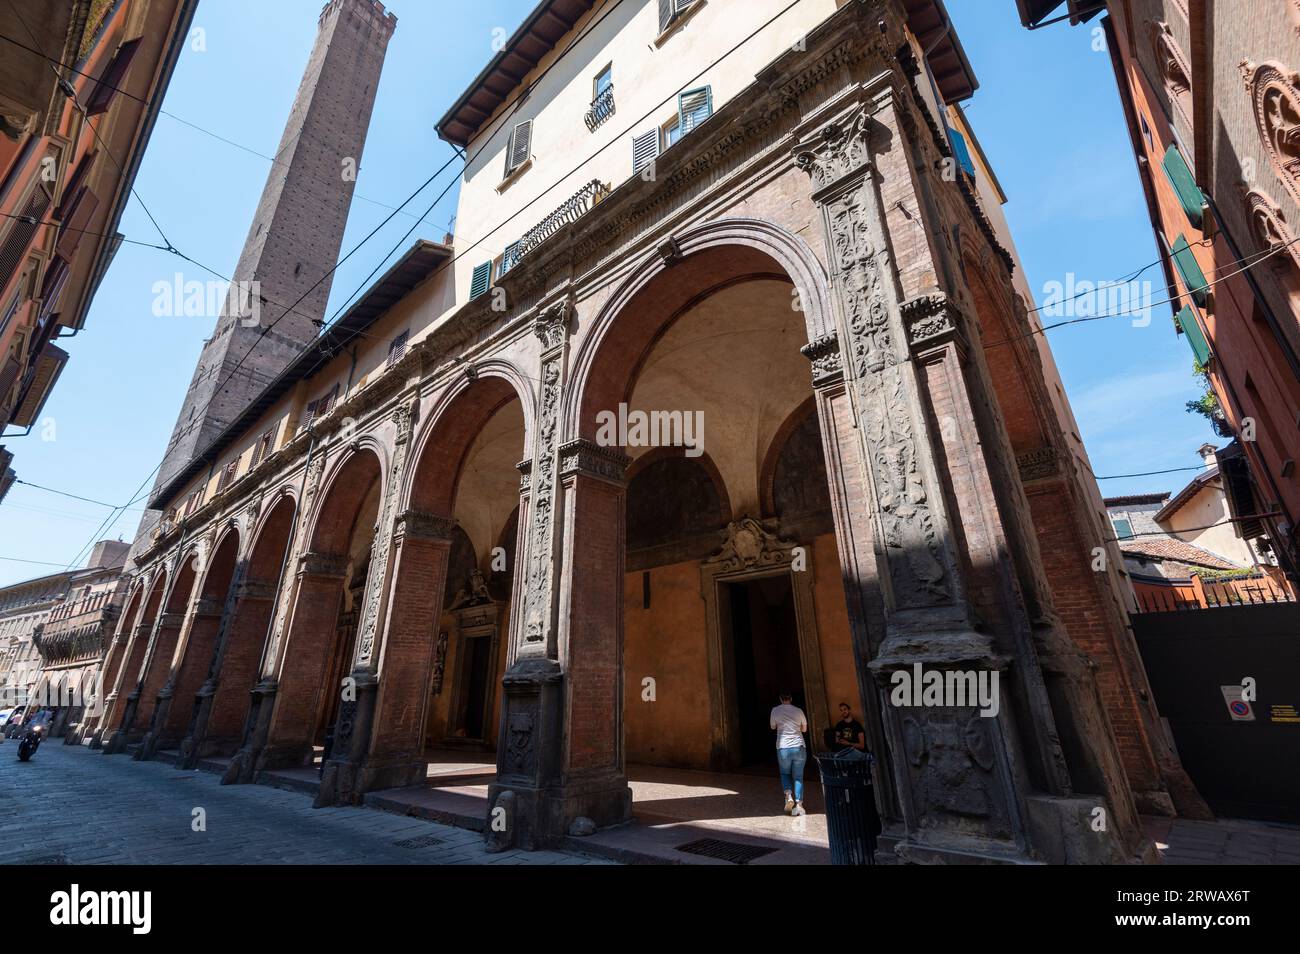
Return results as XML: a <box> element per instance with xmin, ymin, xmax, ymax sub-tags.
<box><xmin>632</xmin><ymin>129</ymin><xmax>660</xmax><ymax>172</ymax></box>
<box><xmin>679</xmin><ymin>86</ymin><xmax>711</xmax><ymax>134</ymax></box>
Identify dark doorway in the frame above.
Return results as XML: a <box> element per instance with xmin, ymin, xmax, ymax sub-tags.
<box><xmin>455</xmin><ymin>633</ymin><xmax>494</xmax><ymax>742</ymax></box>
<box><xmin>726</xmin><ymin>574</ymin><xmax>805</xmax><ymax>768</ymax></box>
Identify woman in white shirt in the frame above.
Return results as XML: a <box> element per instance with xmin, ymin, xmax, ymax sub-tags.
<box><xmin>769</xmin><ymin>690</ymin><xmax>808</xmax><ymax>816</ymax></box>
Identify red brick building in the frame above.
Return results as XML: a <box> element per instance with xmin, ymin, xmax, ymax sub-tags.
<box><xmin>1018</xmin><ymin>0</ymin><xmax>1300</xmax><ymax>582</ymax></box>
<box><xmin>0</xmin><ymin>0</ymin><xmax>196</xmax><ymax>491</ymax></box>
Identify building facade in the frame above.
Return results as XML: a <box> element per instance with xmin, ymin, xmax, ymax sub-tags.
<box><xmin>90</xmin><ymin>0</ymin><xmax>1210</xmax><ymax>862</ymax></box>
<box><xmin>0</xmin><ymin>0</ymin><xmax>196</xmax><ymax>493</ymax></box>
<box><xmin>1018</xmin><ymin>0</ymin><xmax>1300</xmax><ymax>582</ymax></box>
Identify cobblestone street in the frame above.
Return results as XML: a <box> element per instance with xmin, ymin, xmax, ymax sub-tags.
<box><xmin>0</xmin><ymin>742</ymin><xmax>609</xmax><ymax>866</ymax></box>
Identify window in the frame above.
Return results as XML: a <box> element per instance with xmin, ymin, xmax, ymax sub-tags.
<box><xmin>386</xmin><ymin>329</ymin><xmax>409</xmax><ymax>368</ymax></box>
<box><xmin>1111</xmin><ymin>518</ymin><xmax>1134</xmax><ymax>540</ymax></box>
<box><xmin>1175</xmin><ymin>304</ymin><xmax>1212</xmax><ymax>366</ymax></box>
<box><xmin>1161</xmin><ymin>144</ymin><xmax>1204</xmax><ymax>227</ymax></box>
<box><xmin>216</xmin><ymin>460</ymin><xmax>238</xmax><ymax>493</ymax></box>
<box><xmin>658</xmin><ymin>0</ymin><xmax>697</xmax><ymax>34</ymax></box>
<box><xmin>633</xmin><ymin>129</ymin><xmax>660</xmax><ymax>174</ymax></box>
<box><xmin>503</xmin><ymin>120</ymin><xmax>532</xmax><ymax>178</ymax></box>
<box><xmin>86</xmin><ymin>38</ymin><xmax>140</xmax><ymax>115</ymax></box>
<box><xmin>586</xmin><ymin>65</ymin><xmax>615</xmax><ymax>132</ymax></box>
<box><xmin>677</xmin><ymin>86</ymin><xmax>712</xmax><ymax>137</ymax></box>
<box><xmin>1139</xmin><ymin>113</ymin><xmax>1153</xmax><ymax>152</ymax></box>
<box><xmin>595</xmin><ymin>64</ymin><xmax>612</xmax><ymax>98</ymax></box>
<box><xmin>499</xmin><ymin>241</ymin><xmax>522</xmax><ymax>276</ymax></box>
<box><xmin>470</xmin><ymin>261</ymin><xmax>493</xmax><ymax>300</ymax></box>
<box><xmin>301</xmin><ymin>384</ymin><xmax>338</xmax><ymax>428</ymax></box>
<box><xmin>251</xmin><ymin>428</ymin><xmax>275</xmax><ymax>468</ymax></box>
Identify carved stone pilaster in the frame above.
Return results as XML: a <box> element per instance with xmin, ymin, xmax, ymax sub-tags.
<box><xmin>800</xmin><ymin>331</ymin><xmax>843</xmax><ymax>386</ymax></box>
<box><xmin>558</xmin><ymin>438</ymin><xmax>630</xmax><ymax>485</ymax></box>
<box><xmin>355</xmin><ymin>400</ymin><xmax>418</xmax><ymax>667</ymax></box>
<box><xmin>519</xmin><ymin>293</ymin><xmax>574</xmax><ymax>652</ymax></box>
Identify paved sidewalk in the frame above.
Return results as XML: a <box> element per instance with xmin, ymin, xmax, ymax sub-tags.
<box><xmin>1145</xmin><ymin>816</ymin><xmax>1300</xmax><ymax>864</ymax></box>
<box><xmin>0</xmin><ymin>741</ymin><xmax>610</xmax><ymax>866</ymax></box>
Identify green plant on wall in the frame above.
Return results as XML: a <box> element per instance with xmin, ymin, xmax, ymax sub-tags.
<box><xmin>1185</xmin><ymin>359</ymin><xmax>1231</xmax><ymax>437</ymax></box>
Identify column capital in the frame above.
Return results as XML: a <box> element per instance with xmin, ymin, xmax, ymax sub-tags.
<box><xmin>157</xmin><ymin>612</ymin><xmax>186</xmax><ymax>629</ymax></box>
<box><xmin>393</xmin><ymin>509</ymin><xmax>457</xmax><ymax>543</ymax></box>
<box><xmin>800</xmin><ymin>331</ymin><xmax>843</xmax><ymax>387</ymax></box>
<box><xmin>297</xmin><ymin>550</ymin><xmax>348</xmax><ymax>579</ymax></box>
<box><xmin>233</xmin><ymin>580</ymin><xmax>277</xmax><ymax>602</ymax></box>
<box><xmin>533</xmin><ymin>293</ymin><xmax>574</xmax><ymax>356</ymax></box>
<box><xmin>193</xmin><ymin>597</ymin><xmax>225</xmax><ymax>619</ymax></box>
<box><xmin>901</xmin><ymin>293</ymin><xmax>968</xmax><ymax>354</ymax></box>
<box><xmin>558</xmin><ymin>439</ymin><xmax>631</xmax><ymax>485</ymax></box>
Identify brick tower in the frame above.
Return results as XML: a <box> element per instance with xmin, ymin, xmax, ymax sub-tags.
<box><xmin>139</xmin><ymin>0</ymin><xmax>396</xmax><ymax>544</ymax></box>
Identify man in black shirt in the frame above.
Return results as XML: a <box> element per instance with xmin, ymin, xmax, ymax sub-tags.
<box><xmin>833</xmin><ymin>702</ymin><xmax>866</xmax><ymax>753</ymax></box>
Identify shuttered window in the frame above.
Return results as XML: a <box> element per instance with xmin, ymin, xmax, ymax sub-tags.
<box><xmin>86</xmin><ymin>38</ymin><xmax>140</xmax><ymax>115</ymax></box>
<box><xmin>948</xmin><ymin>128</ymin><xmax>975</xmax><ymax>177</ymax></box>
<box><xmin>504</xmin><ymin>120</ymin><xmax>532</xmax><ymax>177</ymax></box>
<box><xmin>499</xmin><ymin>241</ymin><xmax>522</xmax><ymax>276</ymax></box>
<box><xmin>0</xmin><ymin>190</ymin><xmax>49</xmax><ymax>297</ymax></box>
<box><xmin>387</xmin><ymin>329</ymin><xmax>409</xmax><ymax>368</ymax></box>
<box><xmin>1170</xmin><ymin>234</ymin><xmax>1209</xmax><ymax>306</ymax></box>
<box><xmin>678</xmin><ymin>86</ymin><xmax>712</xmax><ymax>135</ymax></box>
<box><xmin>1175</xmin><ymin>304</ymin><xmax>1212</xmax><ymax>366</ymax></box>
<box><xmin>470</xmin><ymin>261</ymin><xmax>492</xmax><ymax>299</ymax></box>
<box><xmin>1111</xmin><ymin>518</ymin><xmax>1134</xmax><ymax>540</ymax></box>
<box><xmin>658</xmin><ymin>0</ymin><xmax>696</xmax><ymax>33</ymax></box>
<box><xmin>633</xmin><ymin>129</ymin><xmax>660</xmax><ymax>173</ymax></box>
<box><xmin>54</xmin><ymin>150</ymin><xmax>96</xmax><ymax>219</ymax></box>
<box><xmin>1162</xmin><ymin>144</ymin><xmax>1204</xmax><ymax>227</ymax></box>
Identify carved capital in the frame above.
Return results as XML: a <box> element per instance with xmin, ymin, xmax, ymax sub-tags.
<box><xmin>234</xmin><ymin>580</ymin><xmax>276</xmax><ymax>602</ymax></box>
<box><xmin>1016</xmin><ymin>447</ymin><xmax>1061</xmax><ymax>484</ymax></box>
<box><xmin>193</xmin><ymin>597</ymin><xmax>225</xmax><ymax>619</ymax></box>
<box><xmin>393</xmin><ymin>509</ymin><xmax>457</xmax><ymax>543</ymax></box>
<box><xmin>800</xmin><ymin>331</ymin><xmax>843</xmax><ymax>386</ymax></box>
<box><xmin>793</xmin><ymin>106</ymin><xmax>874</xmax><ymax>194</ymax></box>
<box><xmin>517</xmin><ymin>458</ymin><xmax>533</xmax><ymax>492</ymax></box>
<box><xmin>558</xmin><ymin>438</ymin><xmax>631</xmax><ymax>485</ymax></box>
<box><xmin>533</xmin><ymin>295</ymin><xmax>574</xmax><ymax>353</ymax></box>
<box><xmin>901</xmin><ymin>293</ymin><xmax>964</xmax><ymax>352</ymax></box>
<box><xmin>298</xmin><ymin>550</ymin><xmax>348</xmax><ymax>579</ymax></box>
<box><xmin>157</xmin><ymin>612</ymin><xmax>186</xmax><ymax>630</ymax></box>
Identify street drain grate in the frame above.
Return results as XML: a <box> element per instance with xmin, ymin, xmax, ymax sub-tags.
<box><xmin>392</xmin><ymin>834</ymin><xmax>445</xmax><ymax>849</ymax></box>
<box><xmin>675</xmin><ymin>838</ymin><xmax>776</xmax><ymax>864</ymax></box>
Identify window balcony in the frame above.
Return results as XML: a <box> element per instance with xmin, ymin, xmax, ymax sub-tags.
<box><xmin>584</xmin><ymin>83</ymin><xmax>615</xmax><ymax>132</ymax></box>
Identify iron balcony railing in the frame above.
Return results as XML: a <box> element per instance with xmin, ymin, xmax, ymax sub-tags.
<box><xmin>585</xmin><ymin>84</ymin><xmax>615</xmax><ymax>132</ymax></box>
<box><xmin>508</xmin><ymin>179</ymin><xmax>610</xmax><ymax>271</ymax></box>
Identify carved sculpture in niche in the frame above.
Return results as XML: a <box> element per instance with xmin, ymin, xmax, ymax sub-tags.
<box><xmin>449</xmin><ymin>568</ymin><xmax>492</xmax><ymax>609</ymax></box>
<box><xmin>901</xmin><ymin>712</ymin><xmax>999</xmax><ymax>822</ymax></box>
<box><xmin>1243</xmin><ymin>60</ymin><xmax>1300</xmax><ymax>206</ymax></box>
<box><xmin>1244</xmin><ymin>188</ymin><xmax>1300</xmax><ymax>268</ymax></box>
<box><xmin>1149</xmin><ymin>20</ymin><xmax>1191</xmax><ymax>94</ymax></box>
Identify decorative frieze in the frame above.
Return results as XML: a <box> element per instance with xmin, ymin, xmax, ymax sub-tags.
<box><xmin>1016</xmin><ymin>446</ymin><xmax>1061</xmax><ymax>483</ymax></box>
<box><xmin>901</xmin><ymin>292</ymin><xmax>963</xmax><ymax>351</ymax></box>
<box><xmin>393</xmin><ymin>509</ymin><xmax>457</xmax><ymax>543</ymax></box>
<box><xmin>704</xmin><ymin>516</ymin><xmax>793</xmax><ymax>572</ymax></box>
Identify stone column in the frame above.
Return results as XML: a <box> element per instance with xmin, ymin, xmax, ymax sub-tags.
<box><xmin>181</xmin><ymin>577</ymin><xmax>276</xmax><ymax>766</ymax></box>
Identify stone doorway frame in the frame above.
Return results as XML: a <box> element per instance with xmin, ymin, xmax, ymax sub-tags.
<box><xmin>698</xmin><ymin>517</ymin><xmax>830</xmax><ymax>771</ymax></box>
<box><xmin>444</xmin><ymin>601</ymin><xmax>501</xmax><ymax>748</ymax></box>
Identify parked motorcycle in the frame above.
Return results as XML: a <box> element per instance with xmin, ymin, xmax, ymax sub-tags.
<box><xmin>16</xmin><ymin>723</ymin><xmax>44</xmax><ymax>761</ymax></box>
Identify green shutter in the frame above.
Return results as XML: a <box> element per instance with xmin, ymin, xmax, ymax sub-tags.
<box><xmin>1162</xmin><ymin>145</ymin><xmax>1204</xmax><ymax>227</ymax></box>
<box><xmin>1170</xmin><ymin>235</ymin><xmax>1209</xmax><ymax>306</ymax></box>
<box><xmin>678</xmin><ymin>86</ymin><xmax>712</xmax><ymax>135</ymax></box>
<box><xmin>1175</xmin><ymin>304</ymin><xmax>1212</xmax><ymax>366</ymax></box>
<box><xmin>470</xmin><ymin>261</ymin><xmax>492</xmax><ymax>299</ymax></box>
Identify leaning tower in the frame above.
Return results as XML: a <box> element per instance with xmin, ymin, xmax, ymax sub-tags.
<box><xmin>131</xmin><ymin>0</ymin><xmax>397</xmax><ymax>558</ymax></box>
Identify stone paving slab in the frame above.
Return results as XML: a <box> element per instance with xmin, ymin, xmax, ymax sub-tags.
<box><xmin>1144</xmin><ymin>816</ymin><xmax>1300</xmax><ymax>865</ymax></box>
<box><xmin>0</xmin><ymin>740</ymin><xmax>610</xmax><ymax>866</ymax></box>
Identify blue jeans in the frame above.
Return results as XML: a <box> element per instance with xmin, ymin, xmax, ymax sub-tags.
<box><xmin>777</xmin><ymin>745</ymin><xmax>807</xmax><ymax>801</ymax></box>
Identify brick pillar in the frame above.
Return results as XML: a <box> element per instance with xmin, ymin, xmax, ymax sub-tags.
<box><xmin>181</xmin><ymin>578</ymin><xmax>276</xmax><ymax>765</ymax></box>
<box><xmin>253</xmin><ymin>551</ymin><xmax>349</xmax><ymax>772</ymax></box>
<box><xmin>95</xmin><ymin>622</ymin><xmax>150</xmax><ymax>750</ymax></box>
<box><xmin>317</xmin><ymin>510</ymin><xmax>454</xmax><ymax>805</ymax></box>
<box><xmin>489</xmin><ymin>296</ymin><xmax>633</xmax><ymax>850</ymax></box>
<box><xmin>138</xmin><ymin>597</ymin><xmax>225</xmax><ymax>760</ymax></box>
<box><xmin>791</xmin><ymin>75</ymin><xmax>1148</xmax><ymax>862</ymax></box>
<box><xmin>106</xmin><ymin>610</ymin><xmax>184</xmax><ymax>754</ymax></box>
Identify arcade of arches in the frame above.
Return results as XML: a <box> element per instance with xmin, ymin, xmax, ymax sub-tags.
<box><xmin>88</xmin><ymin>18</ymin><xmax>1203</xmax><ymax>862</ymax></box>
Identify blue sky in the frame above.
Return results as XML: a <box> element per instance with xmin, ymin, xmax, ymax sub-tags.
<box><xmin>0</xmin><ymin>0</ymin><xmax>1212</xmax><ymax>585</ymax></box>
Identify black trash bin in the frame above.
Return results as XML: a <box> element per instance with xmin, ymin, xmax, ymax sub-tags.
<box><xmin>814</xmin><ymin>750</ymin><xmax>882</xmax><ymax>865</ymax></box>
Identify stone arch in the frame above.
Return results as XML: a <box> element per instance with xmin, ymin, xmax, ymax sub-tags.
<box><xmin>567</xmin><ymin>217</ymin><xmax>833</xmax><ymax>440</ymax></box>
<box><xmin>759</xmin><ymin>396</ymin><xmax>833</xmax><ymax>537</ymax></box>
<box><xmin>307</xmin><ymin>445</ymin><xmax>385</xmax><ymax>557</ymax></box>
<box><xmin>405</xmin><ymin>369</ymin><xmax>531</xmax><ymax>519</ymax></box>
